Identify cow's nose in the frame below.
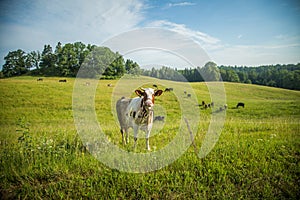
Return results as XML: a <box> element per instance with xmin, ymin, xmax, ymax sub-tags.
<box><xmin>145</xmin><ymin>99</ymin><xmax>153</xmax><ymax>107</ymax></box>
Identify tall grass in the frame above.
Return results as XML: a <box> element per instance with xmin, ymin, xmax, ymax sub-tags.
<box><xmin>0</xmin><ymin>76</ymin><xmax>299</xmax><ymax>199</ymax></box>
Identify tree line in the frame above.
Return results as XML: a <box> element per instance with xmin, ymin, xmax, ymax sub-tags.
<box><xmin>1</xmin><ymin>42</ymin><xmax>299</xmax><ymax>90</ymax></box>
<box><xmin>142</xmin><ymin>62</ymin><xmax>300</xmax><ymax>90</ymax></box>
<box><xmin>1</xmin><ymin>42</ymin><xmax>140</xmax><ymax>79</ymax></box>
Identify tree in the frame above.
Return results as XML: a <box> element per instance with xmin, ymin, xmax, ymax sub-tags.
<box><xmin>59</xmin><ymin>43</ymin><xmax>78</xmax><ymax>76</ymax></box>
<box><xmin>2</xmin><ymin>49</ymin><xmax>29</xmax><ymax>77</ymax></box>
<box><xmin>80</xmin><ymin>46</ymin><xmax>118</xmax><ymax>78</ymax></box>
<box><xmin>125</xmin><ymin>59</ymin><xmax>141</xmax><ymax>75</ymax></box>
<box><xmin>200</xmin><ymin>62</ymin><xmax>220</xmax><ymax>81</ymax></box>
<box><xmin>39</xmin><ymin>45</ymin><xmax>57</xmax><ymax>76</ymax></box>
<box><xmin>27</xmin><ymin>51</ymin><xmax>41</xmax><ymax>70</ymax></box>
<box><xmin>226</xmin><ymin>70</ymin><xmax>240</xmax><ymax>82</ymax></box>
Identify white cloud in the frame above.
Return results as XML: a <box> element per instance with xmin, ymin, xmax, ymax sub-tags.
<box><xmin>148</xmin><ymin>20</ymin><xmax>221</xmax><ymax>50</ymax></box>
<box><xmin>167</xmin><ymin>2</ymin><xmax>196</xmax><ymax>8</ymax></box>
<box><xmin>0</xmin><ymin>0</ymin><xmax>144</xmax><ymax>65</ymax></box>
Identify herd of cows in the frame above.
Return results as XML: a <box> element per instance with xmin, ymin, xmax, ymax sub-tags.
<box><xmin>36</xmin><ymin>78</ymin><xmax>244</xmax><ymax>150</ymax></box>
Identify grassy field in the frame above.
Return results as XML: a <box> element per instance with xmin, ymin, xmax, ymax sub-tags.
<box><xmin>0</xmin><ymin>76</ymin><xmax>299</xmax><ymax>199</ymax></box>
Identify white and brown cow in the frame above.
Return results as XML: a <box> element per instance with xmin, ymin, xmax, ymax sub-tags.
<box><xmin>116</xmin><ymin>88</ymin><xmax>163</xmax><ymax>150</ymax></box>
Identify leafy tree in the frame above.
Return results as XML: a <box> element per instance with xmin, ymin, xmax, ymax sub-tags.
<box><xmin>226</xmin><ymin>70</ymin><xmax>240</xmax><ymax>82</ymax></box>
<box><xmin>200</xmin><ymin>62</ymin><xmax>220</xmax><ymax>81</ymax></box>
<box><xmin>112</xmin><ymin>55</ymin><xmax>125</xmax><ymax>77</ymax></box>
<box><xmin>80</xmin><ymin>46</ymin><xmax>117</xmax><ymax>78</ymax></box>
<box><xmin>39</xmin><ymin>45</ymin><xmax>57</xmax><ymax>76</ymax></box>
<box><xmin>2</xmin><ymin>49</ymin><xmax>29</xmax><ymax>77</ymax></box>
<box><xmin>125</xmin><ymin>59</ymin><xmax>140</xmax><ymax>75</ymax></box>
<box><xmin>26</xmin><ymin>51</ymin><xmax>41</xmax><ymax>70</ymax></box>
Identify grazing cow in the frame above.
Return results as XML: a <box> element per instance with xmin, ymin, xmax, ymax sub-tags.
<box><xmin>236</xmin><ymin>102</ymin><xmax>245</xmax><ymax>108</ymax></box>
<box><xmin>107</xmin><ymin>83</ymin><xmax>112</xmax><ymax>87</ymax></box>
<box><xmin>219</xmin><ymin>104</ymin><xmax>228</xmax><ymax>112</ymax></box>
<box><xmin>37</xmin><ymin>78</ymin><xmax>43</xmax><ymax>81</ymax></box>
<box><xmin>59</xmin><ymin>79</ymin><xmax>67</xmax><ymax>82</ymax></box>
<box><xmin>164</xmin><ymin>88</ymin><xmax>173</xmax><ymax>92</ymax></box>
<box><xmin>154</xmin><ymin>116</ymin><xmax>165</xmax><ymax>122</ymax></box>
<box><xmin>202</xmin><ymin>101</ymin><xmax>206</xmax><ymax>106</ymax></box>
<box><xmin>116</xmin><ymin>88</ymin><xmax>163</xmax><ymax>150</ymax></box>
<box><xmin>153</xmin><ymin>84</ymin><xmax>158</xmax><ymax>88</ymax></box>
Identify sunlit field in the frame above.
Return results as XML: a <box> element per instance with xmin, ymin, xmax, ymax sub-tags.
<box><xmin>0</xmin><ymin>76</ymin><xmax>299</xmax><ymax>199</ymax></box>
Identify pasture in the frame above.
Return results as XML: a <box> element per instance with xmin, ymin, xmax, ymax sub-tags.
<box><xmin>0</xmin><ymin>76</ymin><xmax>299</xmax><ymax>199</ymax></box>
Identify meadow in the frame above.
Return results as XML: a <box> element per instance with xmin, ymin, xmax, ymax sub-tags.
<box><xmin>0</xmin><ymin>76</ymin><xmax>299</xmax><ymax>199</ymax></box>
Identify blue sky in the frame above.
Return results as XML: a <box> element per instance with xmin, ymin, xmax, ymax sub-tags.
<box><xmin>0</xmin><ymin>0</ymin><xmax>299</xmax><ymax>68</ymax></box>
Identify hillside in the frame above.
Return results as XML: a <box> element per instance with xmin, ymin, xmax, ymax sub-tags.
<box><xmin>0</xmin><ymin>76</ymin><xmax>299</xmax><ymax>199</ymax></box>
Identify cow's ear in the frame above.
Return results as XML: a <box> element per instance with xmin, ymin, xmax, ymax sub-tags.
<box><xmin>135</xmin><ymin>90</ymin><xmax>143</xmax><ymax>97</ymax></box>
<box><xmin>154</xmin><ymin>90</ymin><xmax>163</xmax><ymax>96</ymax></box>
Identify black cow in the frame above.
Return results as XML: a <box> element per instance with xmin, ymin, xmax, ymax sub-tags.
<box><xmin>59</xmin><ymin>79</ymin><xmax>67</xmax><ymax>82</ymax></box>
<box><xmin>37</xmin><ymin>78</ymin><xmax>43</xmax><ymax>81</ymax></box>
<box><xmin>154</xmin><ymin>116</ymin><xmax>165</xmax><ymax>122</ymax></box>
<box><xmin>164</xmin><ymin>88</ymin><xmax>173</xmax><ymax>92</ymax></box>
<box><xmin>236</xmin><ymin>102</ymin><xmax>245</xmax><ymax>108</ymax></box>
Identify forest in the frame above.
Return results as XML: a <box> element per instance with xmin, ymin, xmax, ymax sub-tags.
<box><xmin>1</xmin><ymin>42</ymin><xmax>299</xmax><ymax>90</ymax></box>
<box><xmin>143</xmin><ymin>62</ymin><xmax>300</xmax><ymax>90</ymax></box>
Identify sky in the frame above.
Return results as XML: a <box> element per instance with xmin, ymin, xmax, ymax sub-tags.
<box><xmin>0</xmin><ymin>0</ymin><xmax>299</xmax><ymax>69</ymax></box>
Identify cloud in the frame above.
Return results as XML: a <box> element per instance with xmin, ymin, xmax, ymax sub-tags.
<box><xmin>148</xmin><ymin>20</ymin><xmax>221</xmax><ymax>50</ymax></box>
<box><xmin>167</xmin><ymin>2</ymin><xmax>196</xmax><ymax>8</ymax></box>
<box><xmin>0</xmin><ymin>0</ymin><xmax>145</xmax><ymax>65</ymax></box>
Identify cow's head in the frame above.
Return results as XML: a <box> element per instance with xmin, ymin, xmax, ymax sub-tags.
<box><xmin>135</xmin><ymin>88</ymin><xmax>163</xmax><ymax>110</ymax></box>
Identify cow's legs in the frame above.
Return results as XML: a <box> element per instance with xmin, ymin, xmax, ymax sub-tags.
<box><xmin>125</xmin><ymin>128</ymin><xmax>129</xmax><ymax>144</ymax></box>
<box><xmin>133</xmin><ymin>125</ymin><xmax>139</xmax><ymax>149</ymax></box>
<box><xmin>145</xmin><ymin>130</ymin><xmax>151</xmax><ymax>151</ymax></box>
<box><xmin>121</xmin><ymin>128</ymin><xmax>125</xmax><ymax>145</ymax></box>
<box><xmin>121</xmin><ymin>128</ymin><xmax>129</xmax><ymax>145</ymax></box>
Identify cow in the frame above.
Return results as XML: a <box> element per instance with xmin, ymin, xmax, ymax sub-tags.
<box><xmin>219</xmin><ymin>104</ymin><xmax>228</xmax><ymax>112</ymax></box>
<box><xmin>164</xmin><ymin>88</ymin><xmax>173</xmax><ymax>92</ymax></box>
<box><xmin>187</xmin><ymin>94</ymin><xmax>191</xmax><ymax>98</ymax></box>
<box><xmin>59</xmin><ymin>79</ymin><xmax>67</xmax><ymax>82</ymax></box>
<box><xmin>224</xmin><ymin>104</ymin><xmax>228</xmax><ymax>109</ymax></box>
<box><xmin>37</xmin><ymin>78</ymin><xmax>43</xmax><ymax>81</ymax></box>
<box><xmin>236</xmin><ymin>102</ymin><xmax>245</xmax><ymax>108</ymax></box>
<box><xmin>116</xmin><ymin>88</ymin><xmax>163</xmax><ymax>150</ymax></box>
<box><xmin>154</xmin><ymin>116</ymin><xmax>165</xmax><ymax>122</ymax></box>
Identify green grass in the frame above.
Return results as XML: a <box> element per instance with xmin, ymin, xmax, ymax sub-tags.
<box><xmin>0</xmin><ymin>76</ymin><xmax>300</xmax><ymax>199</ymax></box>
